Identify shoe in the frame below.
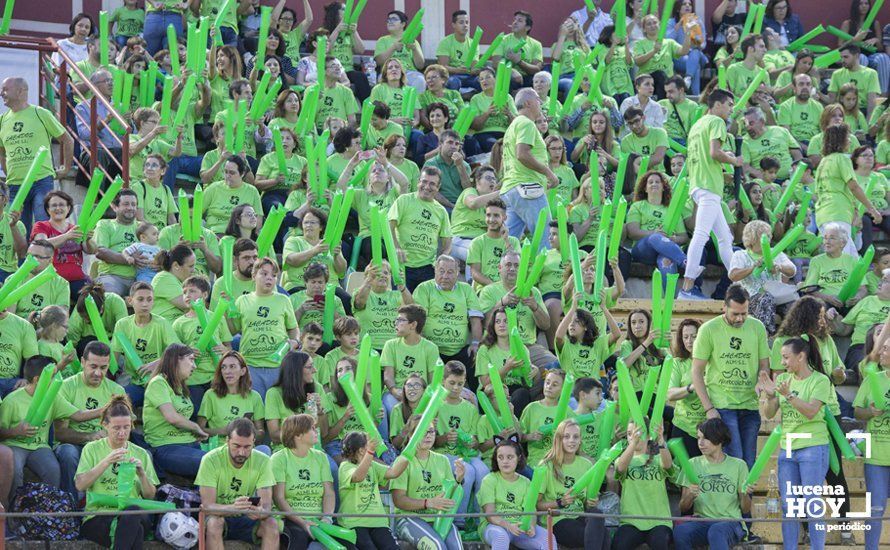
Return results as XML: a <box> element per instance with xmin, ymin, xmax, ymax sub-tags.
<box><xmin>678</xmin><ymin>288</ymin><xmax>708</xmax><ymax>301</ymax></box>
<box><xmin>744</xmin><ymin>533</ymin><xmax>762</xmax><ymax>545</ymax></box>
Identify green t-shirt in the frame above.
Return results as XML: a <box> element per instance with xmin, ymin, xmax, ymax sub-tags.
<box><xmin>467</xmin><ymin>234</ymin><xmax>521</xmax><ymax>287</ymax></box>
<box><xmin>199</xmin><ymin>148</ymin><xmax>225</xmax><ymax>185</ymax></box>
<box><xmin>478</xmin><ymin>283</ymin><xmax>547</xmax><ymax>345</ymax></box>
<box><xmin>687</xmin><ymin>114</ymin><xmax>728</xmax><ymax>196</ymax></box>
<box><xmin>741</xmin><ymin>126</ymin><xmax>799</xmax><ymax>180</ymax></box>
<box><xmin>111</xmin><ymin>314</ymin><xmax>180</xmax><ymax>386</ymax></box>
<box><xmin>477</xmin><ymin>472</ymin><xmax>529</xmax><ymax>536</ymax></box>
<box><xmin>13</xmin><ymin>270</ymin><xmax>69</xmax><ymax>318</ymax></box>
<box><xmin>619</xmin><ymin>127</ymin><xmax>669</xmax><ymax>158</ymax></box>
<box><xmin>338</xmin><ymin>460</ymin><xmax>390</xmax><ymax>528</ymax></box>
<box><xmin>128</xmin><ymin>134</ymin><xmax>174</xmax><ymax>186</ymax></box>
<box><xmin>859</xmin><ymin>172</ymin><xmax>889</xmax><ymax>211</ymax></box>
<box><xmin>197</xmin><ymin>389</ymin><xmax>265</xmax><ymax>431</ymax></box>
<box><xmin>0</xmin><ymin>212</ymin><xmax>25</xmax><ymax>273</ymax></box>
<box><xmin>807</xmin><ymin>131</ymin><xmax>860</xmax><ymax>158</ymax></box>
<box><xmin>77</xmin><ymin>439</ymin><xmax>159</xmax><ymax>519</ymax></box>
<box><xmin>876</xmin><ymin>140</ymin><xmax>890</xmax><ymax>165</ymax></box>
<box><xmin>776</xmin><ymin>98</ymin><xmax>824</xmax><ymax>143</ymax></box>
<box><xmin>380</xmin><ymin>336</ymin><xmax>440</xmax><ymax>387</ymax></box>
<box><xmin>769</xmin><ymin>335</ymin><xmax>842</xmax><ymax>415</ymax></box>
<box><xmin>539</xmin><ymin>456</ymin><xmax>594</xmax><ymax>524</ymax></box>
<box><xmin>146</xmin><ymin>0</ymin><xmax>184</xmax><ymax>12</ymax></box>
<box><xmin>418</xmin><ymin>89</ymin><xmax>465</xmax><ymax>124</ymax></box>
<box><xmin>436</xmin><ymin>33</ymin><xmax>476</xmax><ymax>67</ymax></box>
<box><xmin>232</xmin><ymin>292</ymin><xmax>298</xmax><ymax>368</ymax></box>
<box><xmin>94</xmin><ymin>219</ymin><xmax>138</xmax><ymax>278</ymax></box>
<box><xmin>538</xmin><ymin>248</ymin><xmax>572</xmax><ymax>295</ymax></box>
<box><xmin>310</xmin><ymin>83</ymin><xmax>359</xmax><ymax>131</ymax></box>
<box><xmin>412</xmin><ymin>280</ymin><xmax>480</xmax><ymax>356</ymax></box>
<box><xmin>617</xmin><ymin>453</ymin><xmax>672</xmax><ymax>530</ymax></box>
<box><xmin>150</xmin><ymin>270</ymin><xmax>185</xmax><ymax>323</ymax></box>
<box><xmin>803</xmin><ymin>253</ymin><xmax>858</xmax><ymax>298</ymax></box>
<box><xmin>599</xmin><ymin>46</ymin><xmax>634</xmax><ymax>98</ymax></box>
<box><xmin>551</xmin><ymin>164</ymin><xmax>580</xmax><ymax>207</ymax></box>
<box><xmin>495</xmin><ymin>34</ymin><xmax>544</xmax><ymax>76</ymax></box>
<box><xmin>829</xmin><ymin>66</ymin><xmax>881</xmax><ymax>110</ymax></box>
<box><xmin>0</xmin><ymin>312</ymin><xmax>38</xmax><ymax>378</ymax></box>
<box><xmin>852</xmin><ymin>368</ymin><xmax>890</xmax><ymax>466</ymax></box>
<box><xmin>330</xmin><ymin>31</ymin><xmax>355</xmax><ymax>67</ymax></box>
<box><xmin>290</xmin><ymin>290</ymin><xmax>347</xmax><ymax>330</ymax></box>
<box><xmin>676</xmin><ymin>454</ymin><xmax>747</xmax><ymax>522</ymax></box>
<box><xmin>271</xmin><ymin>447</ymin><xmax>333</xmax><ymax>516</ymax></box>
<box><xmin>158</xmin><ymin>225</ymin><xmax>220</xmax><ymax>278</ymax></box>
<box><xmin>264</xmin><ymin>385</ymin><xmax>330</xmax><ymax>445</ymax></box>
<box><xmin>353</xmin><ymin>187</ymin><xmax>399</xmax><ymax>238</ymax></box>
<box><xmin>776</xmin><ymin>370</ymin><xmax>833</xmax><ymax>450</ymax></box>
<box><xmin>256</xmin><ymin>151</ymin><xmax>307</xmax><ymax>192</ymax></box>
<box><xmin>725</xmin><ymin>62</ymin><xmax>761</xmax><ymax>97</ymax></box>
<box><xmin>374</xmin><ymin>35</ymin><xmax>421</xmax><ymax>72</ymax></box>
<box><xmin>202</xmin><ymin>181</ymin><xmax>263</xmax><ymax>234</ymax></box>
<box><xmin>367</xmin><ymin>121</ymin><xmax>404</xmax><ymax>148</ymax></box>
<box><xmin>173</xmin><ymin>314</ymin><xmax>233</xmax><ymax>385</ymax></box>
<box><xmin>143</xmin><ymin>375</ymin><xmax>195</xmax><ymax>447</ymax></box>
<box><xmin>520</xmin><ymin>401</ymin><xmax>577</xmax><ymax>466</ymax></box>
<box><xmin>659</xmin><ymin>98</ymin><xmax>698</xmax><ymax>142</ymax></box>
<box><xmin>503</xmin><ymin>115</ymin><xmax>549</xmax><ymax>192</ymax></box>
<box><xmin>68</xmin><ymin>293</ymin><xmax>128</xmax><ymax>345</ymax></box>
<box><xmin>195</xmin><ymin>445</ymin><xmax>275</xmax><ymax>504</ymax></box>
<box><xmin>450</xmin><ymin>187</ymin><xmax>486</xmax><ymax>238</ymax></box>
<box><xmin>468</xmin><ymin>92</ymin><xmax>517</xmax><ymax>134</ymax></box>
<box><xmin>669</xmin><ymin>357</ymin><xmax>706</xmax><ymax>438</ymax></box>
<box><xmin>0</xmin><ymin>386</ymin><xmax>76</xmax><ymax>450</ymax></box>
<box><xmin>474</xmin><ymin>342</ymin><xmax>525</xmax><ymax>385</ymax></box>
<box><xmin>557</xmin><ymin>334</ymin><xmax>614</xmax><ymax>380</ymax></box>
<box><xmin>130</xmin><ymin>179</ymin><xmax>177</xmax><ymax>229</ymax></box>
<box><xmin>633</xmin><ymin>38</ymin><xmax>682</xmax><ymax>75</ymax></box>
<box><xmin>843</xmin><ymin>296</ymin><xmax>890</xmax><ymax>345</ymax></box>
<box><xmin>210</xmin><ymin>272</ymin><xmax>255</xmax><ymax>310</ymax></box>
<box><xmin>391</xmin><ymin>450</ymin><xmax>454</xmax><ymax>520</ymax></box>
<box><xmin>815</xmin><ymin>152</ymin><xmax>858</xmax><ymax>226</ymax></box>
<box><xmin>353</xmin><ymin>289</ymin><xmax>402</xmax><ymax>350</ymax></box>
<box><xmin>0</xmin><ymin>105</ymin><xmax>66</xmax><ymax>186</ymax></box>
<box><xmin>58</xmin><ymin>374</ymin><xmax>125</xmax><ymax>434</ymax></box>
<box><xmin>626</xmin><ymin>199</ymin><xmax>671</xmax><ymax>243</ymax></box>
<box><xmin>691</xmin><ymin>315</ymin><xmax>769</xmax><ymax>410</ymax></box>
<box><xmin>111</xmin><ymin>6</ymin><xmax>145</xmax><ymax>36</ymax></box>
<box><xmin>434</xmin><ymin>398</ymin><xmax>480</xmax><ymax>456</ymax></box>
<box><xmin>391</xmin><ymin>159</ymin><xmax>421</xmax><ymax>193</ymax></box>
<box><xmin>281</xmin><ymin>235</ymin><xmax>337</xmax><ymax>288</ymax></box>
<box><xmin>387</xmin><ymin>192</ymin><xmax>451</xmax><ymax>268</ymax></box>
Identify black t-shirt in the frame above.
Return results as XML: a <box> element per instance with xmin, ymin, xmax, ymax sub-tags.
<box><xmin>714</xmin><ymin>13</ymin><xmax>746</xmax><ymax>40</ymax></box>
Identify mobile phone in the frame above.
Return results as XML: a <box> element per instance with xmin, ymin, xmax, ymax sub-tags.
<box><xmin>358</xmin><ymin>150</ymin><xmax>376</xmax><ymax>161</ymax></box>
<box><xmin>249</xmin><ymin>496</ymin><xmax>261</xmax><ymax>506</ymax></box>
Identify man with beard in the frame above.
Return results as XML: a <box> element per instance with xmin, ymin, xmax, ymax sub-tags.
<box><xmin>467</xmin><ymin>198</ymin><xmax>521</xmax><ymax>288</ymax></box>
<box><xmin>92</xmin><ymin>189</ymin><xmax>145</xmax><ymax>297</ymax></box>
<box><xmin>776</xmin><ymin>73</ymin><xmax>824</xmax><ymax>147</ymax></box>
<box><xmin>54</xmin><ymin>341</ymin><xmax>125</xmax><ymax>497</ymax></box>
<box><xmin>422</xmin><ymin>130</ymin><xmax>471</xmax><ymax>208</ymax></box>
<box><xmin>829</xmin><ymin>44</ymin><xmax>881</xmax><ymax>119</ymax></box>
<box><xmin>197</xmin><ymin>418</ymin><xmax>277</xmax><ymax>550</ymax></box>
<box><xmin>210</xmin><ymin>238</ymin><xmax>259</xmax><ymax>310</ymax></box>
<box><xmin>691</xmin><ymin>284</ymin><xmax>770</xmax><ymax>470</ymax></box>
<box><xmin>741</xmin><ymin>107</ymin><xmax>801</xmax><ymax>181</ymax></box>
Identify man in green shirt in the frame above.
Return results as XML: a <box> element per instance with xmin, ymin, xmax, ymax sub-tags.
<box><xmin>725</xmin><ymin>35</ymin><xmax>766</xmax><ymax>98</ymax></box>
<box><xmin>436</xmin><ymin>10</ymin><xmax>481</xmax><ymax>92</ymax></box>
<box><xmin>658</xmin><ymin>76</ymin><xmax>698</xmax><ymax>145</ymax></box>
<box><xmin>492</xmin><ymin>11</ymin><xmax>544</xmax><ymax>87</ymax></box>
<box><xmin>691</xmin><ymin>285</ymin><xmax>770</xmax><ymax>469</ymax></box>
<box><xmin>92</xmin><ymin>189</ymin><xmax>142</xmax><ymax>297</ymax></box>
<box><xmin>210</xmin><ymin>238</ymin><xmax>259</xmax><ymax>310</ymax></box>
<box><xmin>679</xmin><ymin>89</ymin><xmax>743</xmax><ymax>299</ymax></box>
<box><xmin>0</xmin><ymin>77</ymin><xmax>73</xmax><ymax>234</ymax></box>
<box><xmin>197</xmin><ymin>418</ymin><xmax>278</xmax><ymax>549</ymax></box>
<box><xmin>741</xmin><ymin>108</ymin><xmax>802</xmax><ymax>180</ymax></box>
<box><xmin>467</xmin><ymin>198</ymin><xmax>521</xmax><ymax>287</ymax></box>
<box><xmin>500</xmin><ymin>88</ymin><xmax>558</xmax><ymax>245</ymax></box>
<box><xmin>422</xmin><ymin>130</ymin><xmax>471</xmax><ymax>208</ymax></box>
<box><xmin>829</xmin><ymin>44</ymin><xmax>881</xmax><ymax>119</ymax></box>
<box><xmin>833</xmin><ymin>269</ymin><xmax>890</xmax><ymax>372</ymax></box>
<box><xmin>620</xmin><ymin>106</ymin><xmax>669</xmax><ymax>166</ymax></box>
<box><xmin>388</xmin><ymin>166</ymin><xmax>453</xmax><ymax>292</ymax></box>
<box><xmin>776</xmin><ymin>73</ymin><xmax>824</xmax><ymax>147</ymax></box>
<box><xmin>13</xmin><ymin>239</ymin><xmax>69</xmax><ymax>318</ymax></box>
<box><xmin>54</xmin><ymin>341</ymin><xmax>124</xmax><ymax>496</ymax></box>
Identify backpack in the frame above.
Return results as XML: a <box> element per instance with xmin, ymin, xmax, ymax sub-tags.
<box><xmin>10</xmin><ymin>482</ymin><xmax>79</xmax><ymax>540</ymax></box>
<box><xmin>155</xmin><ymin>484</ymin><xmax>201</xmax><ymax>518</ymax></box>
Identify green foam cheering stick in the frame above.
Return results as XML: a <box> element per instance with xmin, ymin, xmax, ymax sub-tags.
<box><xmin>837</xmin><ymin>245</ymin><xmax>874</xmax><ymax>302</ymax></box>
<box><xmin>0</xmin><ymin>0</ymin><xmax>16</xmax><ymax>35</ymax></box>
<box><xmin>639</xmin><ymin>365</ymin><xmax>660</xmax><ymax>414</ymax></box>
<box><xmin>255</xmin><ymin>6</ymin><xmax>273</xmax><ymax>71</ymax></box>
<box><xmin>0</xmin><ymin>266</ymin><xmax>58</xmax><ymax>311</ymax></box>
<box><xmin>433</xmin><ymin>482</ymin><xmax>464</xmax><ymax>538</ymax></box>
<box><xmin>30</xmin><ymin>372</ymin><xmax>63</xmax><ymax>428</ymax></box>
<box><xmin>115</xmin><ymin>331</ymin><xmax>143</xmax><ymax>370</ymax></box>
<box><xmin>465</xmin><ymin>27</ymin><xmax>483</xmax><ymax>68</ymax></box>
<box><xmin>648</xmin><ymin>357</ymin><xmax>673</xmax><ymax>436</ymax></box>
<box><xmin>0</xmin><ymin>255</ymin><xmax>39</xmax><ymax>307</ymax></box>
<box><xmin>402</xmin><ymin>385</ymin><xmax>447</xmax><ymax>459</ymax></box>
<box><xmin>347</xmin><ymin>0</ymin><xmax>367</xmax><ymax>24</ymax></box>
<box><xmin>787</xmin><ymin>25</ymin><xmax>825</xmax><ymax>52</ymax></box>
<box><xmin>339</xmin><ymin>372</ymin><xmax>387</xmax><ymax>455</ymax></box>
<box><xmin>77</xmin><ymin>169</ymin><xmax>104</xmax><ymax>238</ymax></box>
<box><xmin>487</xmin><ymin>362</ymin><xmax>514</xmax><ymax>431</ymax></box>
<box><xmin>381</xmin><ymin>208</ymin><xmax>403</xmax><ymax>285</ymax></box>
<box><xmin>354</xmin><ymin>334</ymin><xmax>373</xmax><ymax>390</ymax></box>
<box><xmin>213</xmin><ymin>0</ymin><xmax>236</xmax><ymax>45</ymax></box>
<box><xmin>474</xmin><ymin>33</ymin><xmax>505</xmax><ymax>70</ymax></box>
<box><xmin>608</xmin><ymin>197</ymin><xmax>627</xmax><ymax>261</ymax></box>
<box><xmin>166</xmin><ymin>25</ymin><xmax>180</xmax><ymax>74</ymax></box>
<box><xmin>614</xmin><ymin>0</ymin><xmax>627</xmax><ymax>38</ymax></box>
<box><xmin>493</xmin><ymin>60</ymin><xmax>511</xmax><ymax>108</ymax></box>
<box><xmin>752</xmin><ymin>3</ymin><xmax>766</xmax><ymax>34</ymax></box>
<box><xmin>863</xmin><ymin>364</ymin><xmax>887</xmax><ymax>410</ymax></box>
<box><xmin>310</xmin><ymin>526</ymin><xmax>346</xmax><ymax>550</ymax></box>
<box><xmin>402</xmin><ymin>9</ymin><xmax>424</xmax><ymax>45</ymax></box>
<box><xmin>596</xmin><ymin>400</ymin><xmax>617</xmax><ymax>458</ymax></box>
<box><xmin>414</xmin><ymin>360</ymin><xmax>444</xmax><ymax>412</ymax></box>
<box><xmin>24</xmin><ymin>365</ymin><xmax>55</xmax><ymax>425</ymax></box>
<box><xmin>743</xmin><ymin>425</ymin><xmax>782</xmax><ymax>490</ymax></box>
<box><xmin>569</xmin><ymin>233</ymin><xmax>585</xmax><ymax>294</ymax></box>
<box><xmin>369</xmin><ymin>206</ymin><xmax>384</xmax><ymax>266</ymax></box>
<box><xmin>814</xmin><ymin>49</ymin><xmax>842</xmax><ymax>69</ymax></box>
<box><xmin>775</xmin><ymin>164</ymin><xmax>805</xmax><ymax>217</ymax></box>
<box><xmin>732</xmin><ymin>68</ymin><xmax>768</xmax><ymax>114</ymax></box>
<box><xmin>592</xmin><ymin>230</ymin><xmax>608</xmax><ymax>303</ymax></box>
<box><xmin>317</xmin><ymin>524</ymin><xmax>356</xmax><ymax>544</ymax></box>
<box><xmin>668</xmin><ymin>437</ymin><xmax>700</xmax><ymax>484</ymax></box>
<box><xmin>519</xmin><ymin>466</ymin><xmax>546</xmax><ymax>530</ymax></box>
<box><xmin>99</xmin><ymin>11</ymin><xmax>109</xmax><ymax>66</ymax></box>
<box><xmin>659</xmin><ymin>273</ymin><xmax>678</xmax><ymax>347</ymax></box>
<box><xmin>322</xmin><ymin>283</ymin><xmax>337</xmax><ymax>345</ymax></box>
<box><xmin>477</xmin><ymin>390</ymin><xmax>506</xmax><ymax>433</ymax></box>
<box><xmin>9</xmin><ymin>146</ymin><xmax>48</xmax><ymax>213</ymax></box>
<box><xmin>191</xmin><ymin>185</ymin><xmax>204</xmax><ymax>241</ymax></box>
<box><xmin>863</xmin><ymin>0</ymin><xmax>885</xmax><ymax>30</ymax></box>
<box><xmin>196</xmin><ymin>300</ymin><xmax>229</xmax><ymax>351</ymax></box>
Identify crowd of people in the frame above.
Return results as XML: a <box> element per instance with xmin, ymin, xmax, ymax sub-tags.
<box><xmin>0</xmin><ymin>0</ymin><xmax>888</xmax><ymax>549</ymax></box>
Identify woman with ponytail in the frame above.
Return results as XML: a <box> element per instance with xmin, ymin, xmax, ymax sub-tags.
<box><xmin>29</xmin><ymin>305</ymin><xmax>76</xmax><ymax>376</ymax></box>
<box><xmin>150</xmin><ymin>244</ymin><xmax>196</xmax><ymax>322</ymax></box>
<box><xmin>759</xmin><ymin>337</ymin><xmax>833</xmax><ymax>550</ymax></box>
<box><xmin>76</xmin><ymin>394</ymin><xmax>159</xmax><ymax>549</ymax></box>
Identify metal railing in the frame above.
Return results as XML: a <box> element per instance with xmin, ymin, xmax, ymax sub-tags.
<box><xmin>0</xmin><ymin>34</ymin><xmax>130</xmax><ymax>187</ymax></box>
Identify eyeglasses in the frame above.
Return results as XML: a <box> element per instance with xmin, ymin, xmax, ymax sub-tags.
<box><xmin>386</xmin><ymin>16</ymin><xmax>402</xmax><ymax>22</ymax></box>
<box><xmin>405</xmin><ymin>382</ymin><xmax>424</xmax><ymax>389</ymax></box>
<box><xmin>395</xmin><ymin>317</ymin><xmax>409</xmax><ymax>324</ymax></box>
<box><xmin>30</xmin><ymin>253</ymin><xmax>52</xmax><ymax>260</ymax></box>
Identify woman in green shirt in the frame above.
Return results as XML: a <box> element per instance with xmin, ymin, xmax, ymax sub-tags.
<box><xmin>265</xmin><ymin>351</ymin><xmax>330</xmax><ymax>449</ymax></box>
<box><xmin>197</xmin><ymin>351</ymin><xmax>266</xmax><ymax>441</ymax></box>
<box><xmin>570</xmin><ymin>109</ymin><xmax>620</xmax><ymax>171</ymax></box>
<box><xmin>852</xmin><ymin>146</ymin><xmax>890</xmax><ymax>252</ymax></box>
<box><xmin>268</xmin><ymin>90</ymin><xmax>302</xmax><ymax>151</ymax></box>
<box><xmin>620</xmin><ymin>309</ymin><xmax>668</xmax><ymax>396</ymax></box>
<box><xmin>144</xmin><ymin>344</ymin><xmax>208</xmax><ymax>477</ymax></box>
<box><xmin>337</xmin><ymin>431</ymin><xmax>408</xmax><ymax>546</ymax></box>
<box><xmin>545</xmin><ymin>136</ymin><xmax>579</xmax><ymax>210</ymax></box>
<box><xmin>369</xmin><ymin>58</ymin><xmax>421</xmax><ymax>140</ymax></box>
<box><xmin>535</xmin><ymin>419</ymin><xmax>608</xmax><ymax>549</ymax></box>
<box><xmin>477</xmin><ymin>307</ymin><xmax>541</xmax><ymax>419</ymax></box>
<box><xmin>760</xmin><ymin>337</ymin><xmax>832</xmax><ymax>549</ymax></box>
<box><xmin>389</xmin><ymin>373</ymin><xmax>426</xmax><ymax>450</ymax></box>
<box><xmin>419</xmin><ymin>64</ymin><xmax>465</xmax><ymax>130</ymax></box>
<box><xmin>469</xmin><ymin>66</ymin><xmax>517</xmax><ymax>152</ymax></box>
<box><xmin>613</xmin><ymin>421</ymin><xmax>673</xmax><ymax>548</ymax></box>
<box><xmin>627</xmin><ymin>170</ymin><xmax>689</xmax><ymax>278</ymax></box>
<box><xmin>207</xmin><ymin>44</ymin><xmax>243</xmax><ymax>120</ymax></box>
<box><xmin>30</xmin><ymin>305</ymin><xmax>76</xmax><ymax>377</ymax></box>
<box><xmin>450</xmin><ymin>165</ymin><xmax>501</xmax><ymax>268</ymax></box>
<box><xmin>840</xmin><ymin>84</ymin><xmax>869</xmax><ymax>142</ymax></box>
<box><xmin>223</xmin><ymin>204</ymin><xmax>259</xmax><ymax>242</ymax></box>
<box><xmin>391</xmin><ymin>415</ymin><xmax>465</xmax><ymax>550</ymax></box>
<box><xmin>667</xmin><ymin>318</ymin><xmax>706</xmax><ymax>456</ymax></box>
<box><xmin>76</xmin><ymin>394</ymin><xmax>159</xmax><ymax>548</ymax></box>
<box><xmin>282</xmin><ymin>207</ymin><xmax>346</xmax><ymax>290</ymax></box>
<box><xmin>384</xmin><ymin>134</ymin><xmax>420</xmax><ymax>192</ymax></box>
<box><xmin>714</xmin><ymin>25</ymin><xmax>741</xmax><ymax>69</ymax></box>
<box><xmin>150</xmin><ymin>245</ymin><xmax>196</xmax><ymax>323</ymax></box>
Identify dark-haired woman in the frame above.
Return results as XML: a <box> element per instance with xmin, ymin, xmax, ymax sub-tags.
<box><xmin>203</xmin><ymin>156</ymin><xmax>263</xmax><ymax>235</ymax></box>
<box><xmin>32</xmin><ymin>190</ymin><xmax>96</xmax><ymax>301</ymax></box>
<box><xmin>626</xmin><ymin>170</ymin><xmax>689</xmax><ymax>280</ymax></box>
<box><xmin>150</xmin><ymin>245</ymin><xmax>196</xmax><ymax>322</ymax></box>
<box><xmin>321</xmin><ymin>1</ymin><xmax>370</xmax><ymax>103</ymax></box>
<box><xmin>555</xmin><ymin>292</ymin><xmax>623</xmax><ymax>389</ymax></box>
<box><xmin>54</xmin><ymin>13</ymin><xmax>93</xmax><ymax>65</ymax></box>
<box><xmin>143</xmin><ymin>344</ymin><xmax>208</xmax><ymax>478</ymax></box>
<box><xmin>223</xmin><ymin>204</ymin><xmax>260</xmax><ymax>242</ymax></box>
<box><xmin>760</xmin><ymin>338</ymin><xmax>833</xmax><ymax>550</ymax></box>
<box><xmin>282</xmin><ymin>207</ymin><xmax>346</xmax><ymax>291</ymax></box>
<box><xmin>76</xmin><ymin>394</ymin><xmax>159</xmax><ymax>549</ymax></box>
<box><xmin>620</xmin><ymin>309</ymin><xmax>668</xmax><ymax>402</ymax></box>
<box><xmin>668</xmin><ymin>319</ymin><xmax>706</xmax><ymax>458</ymax></box>
<box><xmin>673</xmin><ymin>418</ymin><xmax>750</xmax><ymax>550</ymax></box>
<box><xmin>265</xmin><ymin>351</ymin><xmax>329</xmax><ymax>451</ymax></box>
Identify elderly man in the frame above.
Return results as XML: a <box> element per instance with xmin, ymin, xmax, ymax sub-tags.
<box><xmin>0</xmin><ymin>77</ymin><xmax>72</xmax><ymax>234</ymax></box>
<box><xmin>74</xmin><ymin>70</ymin><xmax>123</xmax><ymax>184</ymax></box>
<box><xmin>422</xmin><ymin>129</ymin><xmax>471</xmax><ymax>209</ymax></box>
<box><xmin>741</xmin><ymin>107</ymin><xmax>802</xmax><ymax>181</ymax></box>
<box><xmin>500</xmin><ymin>88</ymin><xmax>557</xmax><ymax>246</ymax></box>
<box><xmin>413</xmin><ymin>255</ymin><xmax>484</xmax><ymax>389</ymax></box>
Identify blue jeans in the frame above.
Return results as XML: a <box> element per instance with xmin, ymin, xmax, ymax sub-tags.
<box><xmin>446</xmin><ymin>73</ymin><xmax>480</xmax><ymax>92</ymax></box>
<box><xmin>631</xmin><ymin>233</ymin><xmax>687</xmax><ymax>278</ymax></box>
<box><xmin>247</xmin><ymin>366</ymin><xmax>279</xmax><ymax>399</ymax></box>
<box><xmin>673</xmin><ymin>49</ymin><xmax>707</xmax><ymax>95</ymax></box>
<box><xmin>152</xmin><ymin>442</ymin><xmax>206</xmax><ymax>478</ymax></box>
<box><xmin>717</xmin><ymin>408</ymin><xmax>760</xmax><ymax>469</ymax></box>
<box><xmin>187</xmin><ymin>383</ymin><xmax>210</xmax><ymax>419</ymax></box>
<box><xmin>473</xmin><ymin>131</ymin><xmax>503</xmax><ymax>153</ymax></box>
<box><xmin>54</xmin><ymin>443</ymin><xmax>82</xmax><ymax>496</ymax></box>
<box><xmin>218</xmin><ymin>26</ymin><xmax>238</xmax><ymax>47</ymax></box>
<box><xmin>865</xmin><ymin>463</ymin><xmax>890</xmax><ymax>550</ymax></box>
<box><xmin>673</xmin><ymin>520</ymin><xmax>745</xmax><ymax>550</ymax></box>
<box><xmin>778</xmin><ymin>444</ymin><xmax>829</xmax><ymax>550</ymax></box>
<box><xmin>502</xmin><ymin>187</ymin><xmax>551</xmax><ymax>249</ymax></box>
<box><xmin>144</xmin><ymin>11</ymin><xmax>183</xmax><ymax>56</ymax></box>
<box><xmin>10</xmin><ymin>175</ymin><xmax>53</xmax><ymax>236</ymax></box>
<box><xmin>165</xmin><ymin>154</ymin><xmax>203</xmax><ymax>192</ymax></box>
<box><xmin>125</xmin><ymin>383</ymin><xmax>146</xmax><ymax>409</ymax></box>
<box><xmin>0</xmin><ymin>377</ymin><xmax>20</xmax><ymax>398</ymax></box>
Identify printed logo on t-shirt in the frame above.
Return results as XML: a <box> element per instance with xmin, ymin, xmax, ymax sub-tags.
<box><xmin>403</xmin><ymin>356</ymin><xmax>416</xmax><ymax>368</ymax></box>
<box><xmin>230</xmin><ymin>477</ymin><xmax>242</xmax><ymax>491</ymax></box>
<box><xmin>700</xmin><ymin>473</ymin><xmax>738</xmax><ymax>494</ymax></box>
<box><xmin>257</xmin><ymin>307</ymin><xmax>270</xmax><ymax>318</ymax></box>
<box><xmin>448</xmin><ymin>416</ymin><xmax>460</xmax><ymax>429</ymax></box>
<box><xmin>443</xmin><ymin>303</ymin><xmax>455</xmax><ymax>313</ymax></box>
<box><xmin>12</xmin><ymin>122</ymin><xmax>22</xmax><ymax>132</ymax></box>
<box><xmin>299</xmin><ymin>469</ymin><xmax>311</xmax><ymax>481</ymax></box>
<box><xmin>31</xmin><ymin>294</ymin><xmax>43</xmax><ymax>307</ymax></box>
<box><xmin>135</xmin><ymin>338</ymin><xmax>148</xmax><ymax>352</ymax></box>
<box><xmin>506</xmin><ymin>492</ymin><xmax>515</xmax><ymax>503</ymax></box>
<box><xmin>421</xmin><ymin>209</ymin><xmax>432</xmax><ymax>220</ymax></box>
<box><xmin>564</xmin><ymin>476</ymin><xmax>575</xmax><ymax>489</ymax></box>
<box><xmin>729</xmin><ymin>337</ymin><xmax>742</xmax><ymax>350</ymax></box>
<box><xmin>579</xmin><ymin>349</ymin><xmax>590</xmax><ymax>359</ymax></box>
<box><xmin>423</xmin><ymin>470</ymin><xmax>432</xmax><ymax>483</ymax></box>
<box><xmin>641</xmin><ymin>146</ymin><xmax>651</xmax><ymax>154</ymax></box>
<box><xmin>86</xmin><ymin>397</ymin><xmax>99</xmax><ymax>409</ymax></box>
<box><xmin>230</xmin><ymin>196</ymin><xmax>240</xmax><ymax>205</ymax></box>
<box><xmin>230</xmin><ymin>405</ymin><xmax>240</xmax><ymax>416</ymax></box>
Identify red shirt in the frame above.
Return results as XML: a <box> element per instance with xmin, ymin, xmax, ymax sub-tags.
<box><xmin>31</xmin><ymin>220</ymin><xmax>87</xmax><ymax>282</ymax></box>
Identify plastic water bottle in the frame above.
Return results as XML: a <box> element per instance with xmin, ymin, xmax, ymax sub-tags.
<box><xmin>363</xmin><ymin>58</ymin><xmax>377</xmax><ymax>86</ymax></box>
<box><xmin>766</xmin><ymin>469</ymin><xmax>780</xmax><ymax>518</ymax></box>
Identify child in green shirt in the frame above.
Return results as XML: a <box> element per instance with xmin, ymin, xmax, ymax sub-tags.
<box><xmin>555</xmin><ymin>293</ymin><xmax>623</xmax><ymax>386</ymax></box>
<box><xmin>321</xmin><ymin>316</ymin><xmax>361</xmax><ymax>390</ymax></box>
<box><xmin>520</xmin><ymin>370</ymin><xmax>577</xmax><ymax>467</ymax></box>
<box><xmin>572</xmin><ymin>377</ymin><xmax>605</xmax><ymax>459</ymax></box>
